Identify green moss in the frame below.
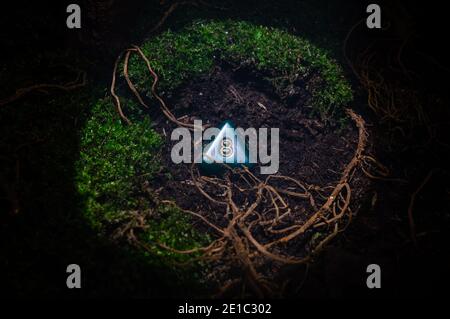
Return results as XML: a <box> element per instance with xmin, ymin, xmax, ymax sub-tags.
<box><xmin>76</xmin><ymin>98</ymin><xmax>163</xmax><ymax>230</ymax></box>
<box><xmin>75</xmin><ymin>20</ymin><xmax>353</xmax><ymax>273</ymax></box>
<box><xmin>141</xmin><ymin>203</ymin><xmax>211</xmax><ymax>263</ymax></box>
<box><xmin>128</xmin><ymin>20</ymin><xmax>353</xmax><ymax>122</ymax></box>
<box><xmin>76</xmin><ymin>97</ymin><xmax>209</xmax><ymax>273</ymax></box>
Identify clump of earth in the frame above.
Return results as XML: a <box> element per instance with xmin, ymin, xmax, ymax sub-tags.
<box><xmin>145</xmin><ymin>62</ymin><xmax>370</xmax><ymax>294</ymax></box>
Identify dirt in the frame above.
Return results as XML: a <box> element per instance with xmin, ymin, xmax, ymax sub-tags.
<box><xmin>147</xmin><ymin>62</ymin><xmax>371</xmax><ymax>262</ymax></box>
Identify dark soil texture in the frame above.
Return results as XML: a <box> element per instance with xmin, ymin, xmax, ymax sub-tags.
<box><xmin>2</xmin><ymin>0</ymin><xmax>450</xmax><ymax>300</ymax></box>
<box><xmin>148</xmin><ymin>63</ymin><xmax>370</xmax><ymax>281</ymax></box>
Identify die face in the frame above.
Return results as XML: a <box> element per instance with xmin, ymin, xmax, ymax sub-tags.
<box><xmin>202</xmin><ymin>122</ymin><xmax>248</xmax><ymax>166</ymax></box>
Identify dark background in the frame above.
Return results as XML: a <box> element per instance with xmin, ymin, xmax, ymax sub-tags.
<box><xmin>0</xmin><ymin>0</ymin><xmax>449</xmax><ymax>298</ymax></box>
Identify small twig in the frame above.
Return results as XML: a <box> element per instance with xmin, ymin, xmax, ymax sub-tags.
<box><xmin>111</xmin><ymin>51</ymin><xmax>132</xmax><ymax>125</ymax></box>
<box><xmin>0</xmin><ymin>71</ymin><xmax>86</xmax><ymax>107</ymax></box>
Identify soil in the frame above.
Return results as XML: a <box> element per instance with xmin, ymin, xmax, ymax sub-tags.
<box><xmin>2</xmin><ymin>0</ymin><xmax>448</xmax><ymax>300</ymax></box>
<box><xmin>146</xmin><ymin>62</ymin><xmax>371</xmax><ymax>282</ymax></box>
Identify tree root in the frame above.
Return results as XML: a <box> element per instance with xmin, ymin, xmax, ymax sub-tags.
<box><xmin>111</xmin><ymin>45</ymin><xmax>206</xmax><ymax>130</ymax></box>
<box><xmin>110</xmin><ymin>45</ymin><xmax>370</xmax><ymax>297</ymax></box>
<box><xmin>0</xmin><ymin>71</ymin><xmax>86</xmax><ymax>107</ymax></box>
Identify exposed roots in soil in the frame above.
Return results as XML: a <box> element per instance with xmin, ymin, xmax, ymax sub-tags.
<box><xmin>110</xmin><ymin>45</ymin><xmax>371</xmax><ymax>297</ymax></box>
<box><xmin>343</xmin><ymin>18</ymin><xmax>432</xmax><ymax>138</ymax></box>
<box><xmin>111</xmin><ymin>46</ymin><xmax>206</xmax><ymax>130</ymax></box>
<box><xmin>343</xmin><ymin>19</ymin><xmax>440</xmax><ymax>247</ymax></box>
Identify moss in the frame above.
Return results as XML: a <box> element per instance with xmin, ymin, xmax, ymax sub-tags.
<box><xmin>76</xmin><ymin>97</ymin><xmax>210</xmax><ymax>275</ymax></box>
<box><xmin>128</xmin><ymin>20</ymin><xmax>353</xmax><ymax>123</ymax></box>
<box><xmin>141</xmin><ymin>203</ymin><xmax>211</xmax><ymax>263</ymax></box>
<box><xmin>75</xmin><ymin>20</ymin><xmax>353</xmax><ymax>276</ymax></box>
<box><xmin>76</xmin><ymin>98</ymin><xmax>163</xmax><ymax>230</ymax></box>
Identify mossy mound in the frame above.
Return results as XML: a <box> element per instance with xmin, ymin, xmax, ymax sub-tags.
<box><xmin>75</xmin><ymin>20</ymin><xmax>353</xmax><ymax>283</ymax></box>
<box><xmin>76</xmin><ymin>98</ymin><xmax>162</xmax><ymax>231</ymax></box>
<box><xmin>75</xmin><ymin>98</ymin><xmax>210</xmax><ymax>264</ymax></box>
<box><xmin>127</xmin><ymin>20</ymin><xmax>352</xmax><ymax>122</ymax></box>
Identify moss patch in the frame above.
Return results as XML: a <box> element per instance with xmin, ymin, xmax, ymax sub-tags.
<box><xmin>76</xmin><ymin>97</ymin><xmax>210</xmax><ymax>272</ymax></box>
<box><xmin>127</xmin><ymin>20</ymin><xmax>352</xmax><ymax>122</ymax></box>
<box><xmin>76</xmin><ymin>98</ymin><xmax>162</xmax><ymax>230</ymax></box>
<box><xmin>75</xmin><ymin>20</ymin><xmax>353</xmax><ymax>280</ymax></box>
